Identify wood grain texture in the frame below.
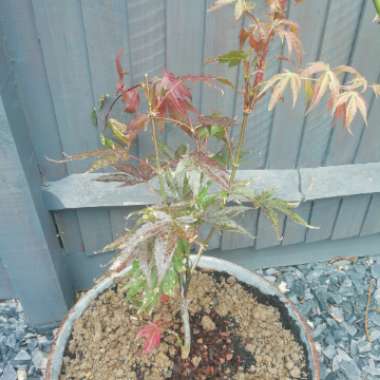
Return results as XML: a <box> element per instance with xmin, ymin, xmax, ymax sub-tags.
<box><xmin>213</xmin><ymin>234</ymin><xmax>380</xmax><ymax>270</ymax></box>
<box><xmin>360</xmin><ymin>194</ymin><xmax>380</xmax><ymax>236</ymax></box>
<box><xmin>282</xmin><ymin>203</ymin><xmax>311</xmax><ymax>246</ymax></box>
<box><xmin>266</xmin><ymin>0</ymin><xmax>328</xmax><ymax>246</ymax></box>
<box><xmin>165</xmin><ymin>0</ymin><xmax>206</xmax><ymax>148</ymax></box>
<box><xmin>126</xmin><ymin>0</ymin><xmax>166</xmax><ymax>157</ymax></box>
<box><xmin>42</xmin><ymin>169</ymin><xmax>303</xmax><ymax>210</ymax></box>
<box><xmin>297</xmin><ymin>0</ymin><xmax>364</xmax><ymax>168</ymax></box>
<box><xmin>0</xmin><ymin>91</ymin><xmax>73</xmax><ymax>325</ymax></box>
<box><xmin>325</xmin><ymin>1</ymin><xmax>380</xmax><ymax>241</ymax></box>
<box><xmin>0</xmin><ymin>260</ymin><xmax>14</xmax><ymax>300</ymax></box>
<box><xmin>306</xmin><ymin>198</ymin><xmax>338</xmax><ymax>242</ymax></box>
<box><xmin>297</xmin><ymin>0</ymin><xmax>365</xmax><ymax>244</ymax></box>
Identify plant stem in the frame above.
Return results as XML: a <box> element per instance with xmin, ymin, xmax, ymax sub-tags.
<box><xmin>151</xmin><ymin>117</ymin><xmax>166</xmax><ymax>201</ymax></box>
<box><xmin>229</xmin><ymin>111</ymin><xmax>250</xmax><ymax>186</ymax></box>
<box><xmin>179</xmin><ymin>272</ymin><xmax>191</xmax><ymax>359</ymax></box>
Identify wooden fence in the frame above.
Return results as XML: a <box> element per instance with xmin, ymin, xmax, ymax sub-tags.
<box><xmin>1</xmin><ymin>0</ymin><xmax>380</xmax><ymax>327</ymax></box>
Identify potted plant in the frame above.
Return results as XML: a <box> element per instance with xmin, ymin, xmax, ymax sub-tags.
<box><xmin>47</xmin><ymin>1</ymin><xmax>379</xmax><ymax>379</ymax></box>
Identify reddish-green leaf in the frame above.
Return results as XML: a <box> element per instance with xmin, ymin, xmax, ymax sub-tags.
<box><xmin>137</xmin><ymin>322</ymin><xmax>161</xmax><ymax>354</ymax></box>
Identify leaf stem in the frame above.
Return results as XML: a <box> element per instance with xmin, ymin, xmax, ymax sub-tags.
<box><xmin>151</xmin><ymin>116</ymin><xmax>167</xmax><ymax>201</ymax></box>
<box><xmin>229</xmin><ymin>111</ymin><xmax>249</xmax><ymax>186</ymax></box>
<box><xmin>179</xmin><ymin>272</ymin><xmax>191</xmax><ymax>359</ymax></box>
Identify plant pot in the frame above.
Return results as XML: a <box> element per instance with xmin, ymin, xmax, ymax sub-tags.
<box><xmin>46</xmin><ymin>255</ymin><xmax>320</xmax><ymax>380</ymax></box>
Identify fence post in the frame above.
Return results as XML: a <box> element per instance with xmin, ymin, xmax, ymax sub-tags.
<box><xmin>0</xmin><ymin>71</ymin><xmax>74</xmax><ymax>327</ymax></box>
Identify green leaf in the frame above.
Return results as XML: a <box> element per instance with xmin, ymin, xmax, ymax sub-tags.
<box><xmin>99</xmin><ymin>134</ymin><xmax>115</xmax><ymax>149</ymax></box>
<box><xmin>174</xmin><ymin>144</ymin><xmax>188</xmax><ymax>159</ymax></box>
<box><xmin>212</xmin><ymin>147</ymin><xmax>229</xmax><ymax>166</ymax></box>
<box><xmin>374</xmin><ymin>0</ymin><xmax>380</xmax><ymax>15</ymax></box>
<box><xmin>196</xmin><ymin>185</ymin><xmax>217</xmax><ymax>209</ymax></box>
<box><xmin>158</xmin><ymin>141</ymin><xmax>174</xmax><ymax>160</ymax></box>
<box><xmin>91</xmin><ymin>107</ymin><xmax>98</xmax><ymax>127</ymax></box>
<box><xmin>161</xmin><ymin>266</ymin><xmax>178</xmax><ymax>296</ymax></box>
<box><xmin>210</xmin><ymin>124</ymin><xmax>225</xmax><ymax>139</ymax></box>
<box><xmin>216</xmin><ymin>77</ymin><xmax>235</xmax><ymax>88</ymax></box>
<box><xmin>107</xmin><ymin>118</ymin><xmax>129</xmax><ymax>145</ymax></box>
<box><xmin>216</xmin><ymin>50</ymin><xmax>248</xmax><ymax>67</ymax></box>
<box><xmin>98</xmin><ymin>94</ymin><xmax>109</xmax><ymax>110</ymax></box>
<box><xmin>197</xmin><ymin>126</ymin><xmax>210</xmax><ymax>141</ymax></box>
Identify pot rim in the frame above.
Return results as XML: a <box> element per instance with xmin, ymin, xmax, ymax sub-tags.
<box><xmin>45</xmin><ymin>255</ymin><xmax>320</xmax><ymax>380</ymax></box>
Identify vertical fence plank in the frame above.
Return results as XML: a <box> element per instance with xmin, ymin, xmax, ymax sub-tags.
<box><xmin>0</xmin><ymin>260</ymin><xmax>13</xmax><ymax>300</ymax></box>
<box><xmin>265</xmin><ymin>1</ymin><xmax>328</xmax><ymax>246</ymax></box>
<box><xmin>0</xmin><ymin>93</ymin><xmax>73</xmax><ymax>326</ymax></box>
<box><xmin>126</xmin><ymin>0</ymin><xmax>166</xmax><ymax>157</ymax></box>
<box><xmin>201</xmin><ymin>0</ymin><xmax>241</xmax><ymax>249</ymax></box>
<box><xmin>297</xmin><ymin>0</ymin><xmax>363</xmax><ymax>168</ymax></box>
<box><xmin>332</xmin><ymin>196</ymin><xmax>369</xmax><ymax>240</ymax></box>
<box><xmin>81</xmin><ymin>0</ymin><xmax>135</xmax><ymax>252</ymax></box>
<box><xmin>32</xmin><ymin>0</ymin><xmax>115</xmax><ymax>255</ymax></box>
<box><xmin>326</xmin><ymin>2</ymin><xmax>379</xmax><ymax>241</ymax></box>
<box><xmin>166</xmin><ymin>0</ymin><xmax>206</xmax><ymax>148</ymax></box>
<box><xmin>0</xmin><ymin>0</ymin><xmax>84</xmax><ymax>259</ymax></box>
<box><xmin>248</xmin><ymin>2</ymin><xmax>291</xmax><ymax>250</ymax></box>
<box><xmin>298</xmin><ymin>0</ymin><xmax>364</xmax><ymax>244</ymax></box>
<box><xmin>361</xmin><ymin>194</ymin><xmax>380</xmax><ymax>236</ymax></box>
<box><xmin>306</xmin><ymin>198</ymin><xmax>339</xmax><ymax>242</ymax></box>
<box><xmin>267</xmin><ymin>0</ymin><xmax>329</xmax><ymax>170</ymax></box>
<box><xmin>109</xmin><ymin>206</ymin><xmax>140</xmax><ymax>240</ymax></box>
<box><xmin>221</xmin><ymin>210</ymin><xmax>258</xmax><ymax>250</ymax></box>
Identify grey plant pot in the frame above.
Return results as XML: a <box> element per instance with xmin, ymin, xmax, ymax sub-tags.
<box><xmin>45</xmin><ymin>255</ymin><xmax>320</xmax><ymax>380</ymax></box>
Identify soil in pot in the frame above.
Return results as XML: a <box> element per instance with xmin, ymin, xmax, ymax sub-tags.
<box><xmin>60</xmin><ymin>270</ymin><xmax>307</xmax><ymax>380</ymax></box>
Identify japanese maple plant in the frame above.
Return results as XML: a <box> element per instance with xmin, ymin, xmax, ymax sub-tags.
<box><xmin>58</xmin><ymin>0</ymin><xmax>380</xmax><ymax>359</ymax></box>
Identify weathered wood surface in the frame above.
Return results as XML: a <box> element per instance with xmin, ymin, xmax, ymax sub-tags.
<box><xmin>0</xmin><ymin>93</ymin><xmax>73</xmax><ymax>325</ymax></box>
<box><xmin>43</xmin><ymin>163</ymin><xmax>380</xmax><ymax>210</ymax></box>
<box><xmin>1</xmin><ymin>0</ymin><xmax>380</xmax><ymax>303</ymax></box>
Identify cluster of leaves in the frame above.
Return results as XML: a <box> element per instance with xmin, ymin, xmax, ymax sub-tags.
<box><xmin>374</xmin><ymin>0</ymin><xmax>380</xmax><ymax>23</ymax></box>
<box><xmin>259</xmin><ymin>63</ymin><xmax>380</xmax><ymax>133</ymax></box>
<box><xmin>57</xmin><ymin>0</ymin><xmax>379</xmax><ymax>354</ymax></box>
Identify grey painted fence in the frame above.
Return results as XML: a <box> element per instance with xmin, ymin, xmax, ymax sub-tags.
<box><xmin>1</xmin><ymin>0</ymin><xmax>380</xmax><ymax>327</ymax></box>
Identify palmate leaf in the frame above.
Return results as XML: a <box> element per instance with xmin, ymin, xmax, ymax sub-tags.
<box><xmin>153</xmin><ymin>232</ymin><xmax>178</xmax><ymax>283</ymax></box>
<box><xmin>109</xmin><ymin>212</ymin><xmax>172</xmax><ymax>273</ymax></box>
<box><xmin>208</xmin><ymin>0</ymin><xmax>254</xmax><ymax>20</ymax></box>
<box><xmin>205</xmin><ymin>211</ymin><xmax>255</xmax><ymax>240</ymax></box>
<box><xmin>137</xmin><ymin>322</ymin><xmax>162</xmax><ymax>354</ymax></box>
<box><xmin>210</xmin><ymin>50</ymin><xmax>248</xmax><ymax>67</ymax></box>
<box><xmin>230</xmin><ymin>185</ymin><xmax>315</xmax><ymax>240</ymax></box>
<box><xmin>190</xmin><ymin>150</ymin><xmax>230</xmax><ymax>190</ymax></box>
<box><xmin>332</xmin><ymin>91</ymin><xmax>368</xmax><ymax>132</ymax></box>
<box><xmin>259</xmin><ymin>71</ymin><xmax>302</xmax><ymax>110</ymax></box>
<box><xmin>48</xmin><ymin>148</ymin><xmax>129</xmax><ymax>173</ymax></box>
<box><xmin>275</xmin><ymin>19</ymin><xmax>303</xmax><ymax>64</ymax></box>
<box><xmin>371</xmin><ymin>84</ymin><xmax>380</xmax><ymax>97</ymax></box>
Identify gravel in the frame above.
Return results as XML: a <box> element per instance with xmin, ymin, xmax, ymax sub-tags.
<box><xmin>258</xmin><ymin>256</ymin><xmax>380</xmax><ymax>379</ymax></box>
<box><xmin>0</xmin><ymin>300</ymin><xmax>53</xmax><ymax>380</ymax></box>
<box><xmin>1</xmin><ymin>255</ymin><xmax>380</xmax><ymax>379</ymax></box>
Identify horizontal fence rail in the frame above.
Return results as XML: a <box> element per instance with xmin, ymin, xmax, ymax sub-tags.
<box><xmin>42</xmin><ymin>162</ymin><xmax>380</xmax><ymax>209</ymax></box>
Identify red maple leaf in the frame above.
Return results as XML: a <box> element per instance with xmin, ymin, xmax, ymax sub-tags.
<box><xmin>115</xmin><ymin>49</ymin><xmax>126</xmax><ymax>93</ymax></box>
<box><xmin>122</xmin><ymin>87</ymin><xmax>140</xmax><ymax>113</ymax></box>
<box><xmin>155</xmin><ymin>71</ymin><xmax>197</xmax><ymax>119</ymax></box>
<box><xmin>160</xmin><ymin>294</ymin><xmax>170</xmax><ymax>304</ymax></box>
<box><xmin>136</xmin><ymin>322</ymin><xmax>162</xmax><ymax>354</ymax></box>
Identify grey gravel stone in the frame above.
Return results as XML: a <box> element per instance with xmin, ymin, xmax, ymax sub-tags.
<box><xmin>0</xmin><ymin>364</ymin><xmax>17</xmax><ymax>380</ymax></box>
<box><xmin>12</xmin><ymin>349</ymin><xmax>31</xmax><ymax>365</ymax></box>
<box><xmin>0</xmin><ymin>300</ymin><xmax>53</xmax><ymax>380</ymax></box>
<box><xmin>340</xmin><ymin>359</ymin><xmax>361</xmax><ymax>380</ymax></box>
<box><xmin>371</xmin><ymin>264</ymin><xmax>380</xmax><ymax>278</ymax></box>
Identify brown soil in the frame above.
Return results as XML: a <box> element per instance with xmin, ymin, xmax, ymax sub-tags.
<box><xmin>60</xmin><ymin>271</ymin><xmax>307</xmax><ymax>380</ymax></box>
